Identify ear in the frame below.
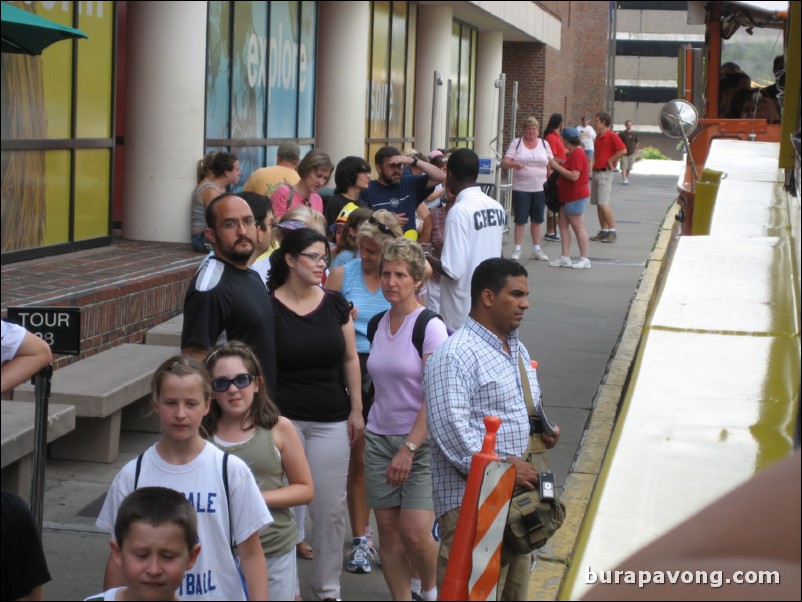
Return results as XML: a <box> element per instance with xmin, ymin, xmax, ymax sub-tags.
<box><xmin>254</xmin><ymin>375</ymin><xmax>263</xmax><ymax>394</ymax></box>
<box><xmin>186</xmin><ymin>543</ymin><xmax>202</xmax><ymax>571</ymax></box>
<box><xmin>481</xmin><ymin>288</ymin><xmax>495</xmax><ymax>308</ymax></box>
<box><xmin>205</xmin><ymin>226</ymin><xmax>218</xmax><ymax>245</ymax></box>
<box><xmin>202</xmin><ymin>397</ymin><xmax>211</xmax><ymax>416</ymax></box>
<box><xmin>152</xmin><ymin>395</ymin><xmax>160</xmax><ymax>414</ymax></box>
<box><xmin>110</xmin><ymin>539</ymin><xmax>123</xmax><ymax>568</ymax></box>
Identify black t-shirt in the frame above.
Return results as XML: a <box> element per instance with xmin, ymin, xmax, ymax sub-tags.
<box><xmin>182</xmin><ymin>256</ymin><xmax>277</xmax><ymax>397</ymax></box>
<box><xmin>1</xmin><ymin>491</ymin><xmax>51</xmax><ymax>600</ymax></box>
<box><xmin>271</xmin><ymin>290</ymin><xmax>351</xmax><ymax>422</ymax></box>
<box><xmin>323</xmin><ymin>193</ymin><xmax>368</xmax><ymax>229</ymax></box>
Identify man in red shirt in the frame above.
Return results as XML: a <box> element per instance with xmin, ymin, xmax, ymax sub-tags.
<box><xmin>589</xmin><ymin>112</ymin><xmax>627</xmax><ymax>243</ymax></box>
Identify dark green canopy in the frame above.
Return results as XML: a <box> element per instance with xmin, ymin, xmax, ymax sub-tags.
<box><xmin>1</xmin><ymin>2</ymin><xmax>87</xmax><ymax>55</ymax></box>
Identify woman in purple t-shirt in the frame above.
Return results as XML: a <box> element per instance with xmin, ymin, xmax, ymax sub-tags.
<box><xmin>365</xmin><ymin>238</ymin><xmax>448</xmax><ymax>601</ymax></box>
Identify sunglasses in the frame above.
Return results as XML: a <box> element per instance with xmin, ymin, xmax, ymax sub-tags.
<box><xmin>369</xmin><ymin>215</ymin><xmax>394</xmax><ymax>236</ymax></box>
<box><xmin>211</xmin><ymin>373</ymin><xmax>255</xmax><ymax>393</ymax></box>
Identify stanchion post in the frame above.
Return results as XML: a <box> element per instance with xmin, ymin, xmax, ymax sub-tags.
<box><xmin>440</xmin><ymin>416</ymin><xmax>502</xmax><ymax>601</ymax></box>
<box><xmin>30</xmin><ymin>364</ymin><xmax>53</xmax><ymax>536</ymax></box>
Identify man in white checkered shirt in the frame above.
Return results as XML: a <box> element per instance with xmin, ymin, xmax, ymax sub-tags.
<box><xmin>423</xmin><ymin>257</ymin><xmax>560</xmax><ymax>600</ymax></box>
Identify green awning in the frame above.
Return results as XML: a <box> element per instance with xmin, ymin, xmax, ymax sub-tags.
<box><xmin>1</xmin><ymin>2</ymin><xmax>87</xmax><ymax>56</ymax></box>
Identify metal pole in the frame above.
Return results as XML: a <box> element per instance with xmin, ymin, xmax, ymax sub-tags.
<box><xmin>30</xmin><ymin>364</ymin><xmax>53</xmax><ymax>535</ymax></box>
<box><xmin>445</xmin><ymin>78</ymin><xmax>453</xmax><ymax>149</ymax></box>
<box><xmin>431</xmin><ymin>71</ymin><xmax>443</xmax><ymax>150</ymax></box>
<box><xmin>493</xmin><ymin>74</ymin><xmax>506</xmax><ymax>202</ymax></box>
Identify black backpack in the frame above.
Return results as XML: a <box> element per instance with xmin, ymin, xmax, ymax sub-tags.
<box><xmin>366</xmin><ymin>308</ymin><xmax>444</xmax><ymax>358</ymax></box>
<box><xmin>544</xmin><ymin>170</ymin><xmax>560</xmax><ymax>213</ymax></box>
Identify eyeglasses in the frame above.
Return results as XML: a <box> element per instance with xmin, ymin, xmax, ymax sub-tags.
<box><xmin>369</xmin><ymin>216</ymin><xmax>394</xmax><ymax>236</ymax></box>
<box><xmin>218</xmin><ymin>216</ymin><xmax>256</xmax><ymax>231</ymax></box>
<box><xmin>297</xmin><ymin>251</ymin><xmax>329</xmax><ymax>266</ymax></box>
<box><xmin>211</xmin><ymin>373</ymin><xmax>255</xmax><ymax>392</ymax></box>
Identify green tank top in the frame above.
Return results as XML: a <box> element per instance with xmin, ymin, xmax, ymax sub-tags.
<box><xmin>214</xmin><ymin>426</ymin><xmax>297</xmax><ymax>557</ymax></box>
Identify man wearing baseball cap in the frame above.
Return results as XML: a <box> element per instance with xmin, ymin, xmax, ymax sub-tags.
<box><xmin>243</xmin><ymin>141</ymin><xmax>302</xmax><ymax>199</ymax></box>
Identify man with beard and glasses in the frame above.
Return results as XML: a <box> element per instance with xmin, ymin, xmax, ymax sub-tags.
<box><xmin>360</xmin><ymin>146</ymin><xmax>444</xmax><ymax>233</ymax></box>
<box><xmin>181</xmin><ymin>193</ymin><xmax>277</xmax><ymax>397</ymax></box>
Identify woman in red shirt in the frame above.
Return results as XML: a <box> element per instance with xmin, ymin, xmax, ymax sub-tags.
<box><xmin>547</xmin><ymin>127</ymin><xmax>591</xmax><ymax>269</ymax></box>
<box><xmin>543</xmin><ymin>113</ymin><xmax>566</xmax><ymax>242</ymax></box>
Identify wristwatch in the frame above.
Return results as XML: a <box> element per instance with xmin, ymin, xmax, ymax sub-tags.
<box><xmin>411</xmin><ymin>157</ymin><xmax>418</xmax><ymax>167</ymax></box>
<box><xmin>404</xmin><ymin>441</ymin><xmax>417</xmax><ymax>452</ymax></box>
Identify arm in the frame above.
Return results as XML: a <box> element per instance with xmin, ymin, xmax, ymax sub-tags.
<box><xmin>237</xmin><ymin>531</ymin><xmax>269</xmax><ymax>601</ymax></box>
<box><xmin>424</xmin><ymin>354</ymin><xmax>482</xmax><ymax>476</ymax></box>
<box><xmin>608</xmin><ymin>149</ymin><xmax>627</xmax><ymax>170</ymax></box>
<box><xmin>199</xmin><ymin>185</ymin><xmax>220</xmax><ymax>208</ymax></box>
<box><xmin>264</xmin><ymin>417</ymin><xmax>314</xmax><ymax>507</ymax></box>
<box><xmin>1</xmin><ymin>330</ymin><xmax>52</xmax><ymax>394</ymax></box>
<box><xmin>386</xmin><ymin>349</ymin><xmax>439</xmax><ymax>486</ymax></box>
<box><xmin>419</xmin><ymin>214</ymin><xmax>433</xmax><ymax>244</ymax></box>
<box><xmin>341</xmin><ymin>317</ymin><xmax>364</xmax><ymax>445</ymax></box>
<box><xmin>180</xmin><ymin>344</ymin><xmax>210</xmax><ymax>364</ymax></box>
<box><xmin>548</xmin><ymin>157</ymin><xmax>580</xmax><ymax>182</ymax></box>
<box><xmin>404</xmin><ymin>156</ymin><xmax>446</xmax><ymax>189</ymax></box>
<box><xmin>324</xmin><ymin>265</ymin><xmax>344</xmax><ymax>292</ymax></box>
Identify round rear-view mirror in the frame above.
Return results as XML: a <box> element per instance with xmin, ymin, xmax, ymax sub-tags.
<box><xmin>658</xmin><ymin>99</ymin><xmax>699</xmax><ymax>139</ymax></box>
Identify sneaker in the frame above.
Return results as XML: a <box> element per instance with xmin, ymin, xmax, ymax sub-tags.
<box><xmin>590</xmin><ymin>230</ymin><xmax>608</xmax><ymax>241</ymax></box>
<box><xmin>602</xmin><ymin>231</ymin><xmax>617</xmax><ymax>243</ymax></box>
<box><xmin>623</xmin><ymin>179</ymin><xmax>629</xmax><ymax>185</ymax></box>
<box><xmin>549</xmin><ymin>256</ymin><xmax>573</xmax><ymax>268</ymax></box>
<box><xmin>346</xmin><ymin>537</ymin><xmax>376</xmax><ymax>574</ymax></box>
<box><xmin>364</xmin><ymin>525</ymin><xmax>373</xmax><ymax>548</ymax></box>
<box><xmin>510</xmin><ymin>249</ymin><xmax>521</xmax><ymax>260</ymax></box>
<box><xmin>544</xmin><ymin>232</ymin><xmax>561</xmax><ymax>242</ymax></box>
<box><xmin>532</xmin><ymin>249</ymin><xmax>549</xmax><ymax>261</ymax></box>
<box><xmin>412</xmin><ymin>593</ymin><xmax>423</xmax><ymax>602</ymax></box>
<box><xmin>572</xmin><ymin>257</ymin><xmax>592</xmax><ymax>269</ymax></box>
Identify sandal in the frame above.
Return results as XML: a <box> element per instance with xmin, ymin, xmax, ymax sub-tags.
<box><xmin>296</xmin><ymin>541</ymin><xmax>314</xmax><ymax>560</ymax></box>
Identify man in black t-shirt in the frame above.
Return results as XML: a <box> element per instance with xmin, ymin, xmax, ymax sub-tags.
<box><xmin>181</xmin><ymin>194</ymin><xmax>277</xmax><ymax>397</ymax></box>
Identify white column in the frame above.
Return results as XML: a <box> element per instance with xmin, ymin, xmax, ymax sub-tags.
<box><xmin>474</xmin><ymin>31</ymin><xmax>504</xmax><ymax>161</ymax></box>
<box><xmin>122</xmin><ymin>1</ymin><xmax>207</xmax><ymax>243</ymax></box>
<box><xmin>415</xmin><ymin>5</ymin><xmax>453</xmax><ymax>153</ymax></box>
<box><xmin>315</xmin><ymin>2</ymin><xmax>370</xmax><ymax>166</ymax></box>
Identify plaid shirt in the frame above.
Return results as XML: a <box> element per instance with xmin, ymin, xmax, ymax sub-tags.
<box><xmin>423</xmin><ymin>316</ymin><xmax>541</xmax><ymax>517</ymax></box>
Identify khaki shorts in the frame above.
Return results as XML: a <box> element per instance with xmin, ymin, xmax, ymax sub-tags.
<box><xmin>364</xmin><ymin>430</ymin><xmax>434</xmax><ymax>510</ymax></box>
<box><xmin>620</xmin><ymin>154</ymin><xmax>635</xmax><ymax>172</ymax></box>
<box><xmin>590</xmin><ymin>170</ymin><xmax>614</xmax><ymax>206</ymax></box>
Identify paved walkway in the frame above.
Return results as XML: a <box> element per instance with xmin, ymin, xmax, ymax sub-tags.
<box><xmin>13</xmin><ymin>161</ymin><xmax>683</xmax><ymax>600</ymax></box>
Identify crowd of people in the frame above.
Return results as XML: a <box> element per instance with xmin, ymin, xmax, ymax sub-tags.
<box><xmin>4</xmin><ymin>110</ymin><xmax>650</xmax><ymax>601</ymax></box>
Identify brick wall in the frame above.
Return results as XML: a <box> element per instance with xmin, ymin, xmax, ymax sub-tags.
<box><xmin>502</xmin><ymin>1</ymin><xmax>609</xmax><ymax>138</ymax></box>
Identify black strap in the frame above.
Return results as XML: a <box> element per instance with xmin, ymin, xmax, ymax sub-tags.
<box><xmin>367</xmin><ymin>309</ymin><xmax>444</xmax><ymax>358</ymax></box>
<box><xmin>134</xmin><ymin>453</ymin><xmax>143</xmax><ymax>489</ymax></box>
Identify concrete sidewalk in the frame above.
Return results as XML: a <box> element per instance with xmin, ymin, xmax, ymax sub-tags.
<box><xmin>38</xmin><ymin>160</ymin><xmax>682</xmax><ymax>601</ymax></box>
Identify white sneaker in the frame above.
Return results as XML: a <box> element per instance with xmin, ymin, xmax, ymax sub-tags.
<box><xmin>572</xmin><ymin>257</ymin><xmax>592</xmax><ymax>269</ymax></box>
<box><xmin>549</xmin><ymin>256</ymin><xmax>572</xmax><ymax>268</ymax></box>
<box><xmin>532</xmin><ymin>249</ymin><xmax>549</xmax><ymax>261</ymax></box>
<box><xmin>623</xmin><ymin>179</ymin><xmax>629</xmax><ymax>185</ymax></box>
<box><xmin>510</xmin><ymin>249</ymin><xmax>521</xmax><ymax>260</ymax></box>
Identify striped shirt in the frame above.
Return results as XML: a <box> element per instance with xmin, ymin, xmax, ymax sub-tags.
<box><xmin>423</xmin><ymin>316</ymin><xmax>541</xmax><ymax>517</ymax></box>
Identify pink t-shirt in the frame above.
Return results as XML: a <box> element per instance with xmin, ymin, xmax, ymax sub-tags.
<box><xmin>366</xmin><ymin>307</ymin><xmax>449</xmax><ymax>434</ymax></box>
<box><xmin>505</xmin><ymin>137</ymin><xmax>553</xmax><ymax>192</ymax></box>
<box><xmin>271</xmin><ymin>184</ymin><xmax>324</xmax><ymax>218</ymax></box>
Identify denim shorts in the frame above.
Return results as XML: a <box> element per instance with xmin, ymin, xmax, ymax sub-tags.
<box><xmin>511</xmin><ymin>190</ymin><xmax>546</xmax><ymax>225</ymax></box>
<box><xmin>562</xmin><ymin>197</ymin><xmax>589</xmax><ymax>215</ymax></box>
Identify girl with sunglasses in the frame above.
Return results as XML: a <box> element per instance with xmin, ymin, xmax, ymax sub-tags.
<box><xmin>204</xmin><ymin>342</ymin><xmax>314</xmax><ymax>601</ymax></box>
<box><xmin>97</xmin><ymin>355</ymin><xmax>271</xmax><ymax>601</ymax></box>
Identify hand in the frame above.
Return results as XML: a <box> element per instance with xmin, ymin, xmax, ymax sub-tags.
<box><xmin>514</xmin><ymin>161</ymin><xmax>524</xmax><ymax>171</ymax></box>
<box><xmin>386</xmin><ymin>447</ymin><xmax>414</xmax><ymax>486</ymax></box>
<box><xmin>508</xmin><ymin>456</ymin><xmax>539</xmax><ymax>490</ymax></box>
<box><xmin>542</xmin><ymin>424</ymin><xmax>561</xmax><ymax>450</ymax></box>
<box><xmin>395</xmin><ymin>214</ymin><xmax>409</xmax><ymax>226</ymax></box>
<box><xmin>347</xmin><ymin>410</ymin><xmax>365</xmax><ymax>446</ymax></box>
<box><xmin>350</xmin><ymin>304</ymin><xmax>359</xmax><ymax>320</ymax></box>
